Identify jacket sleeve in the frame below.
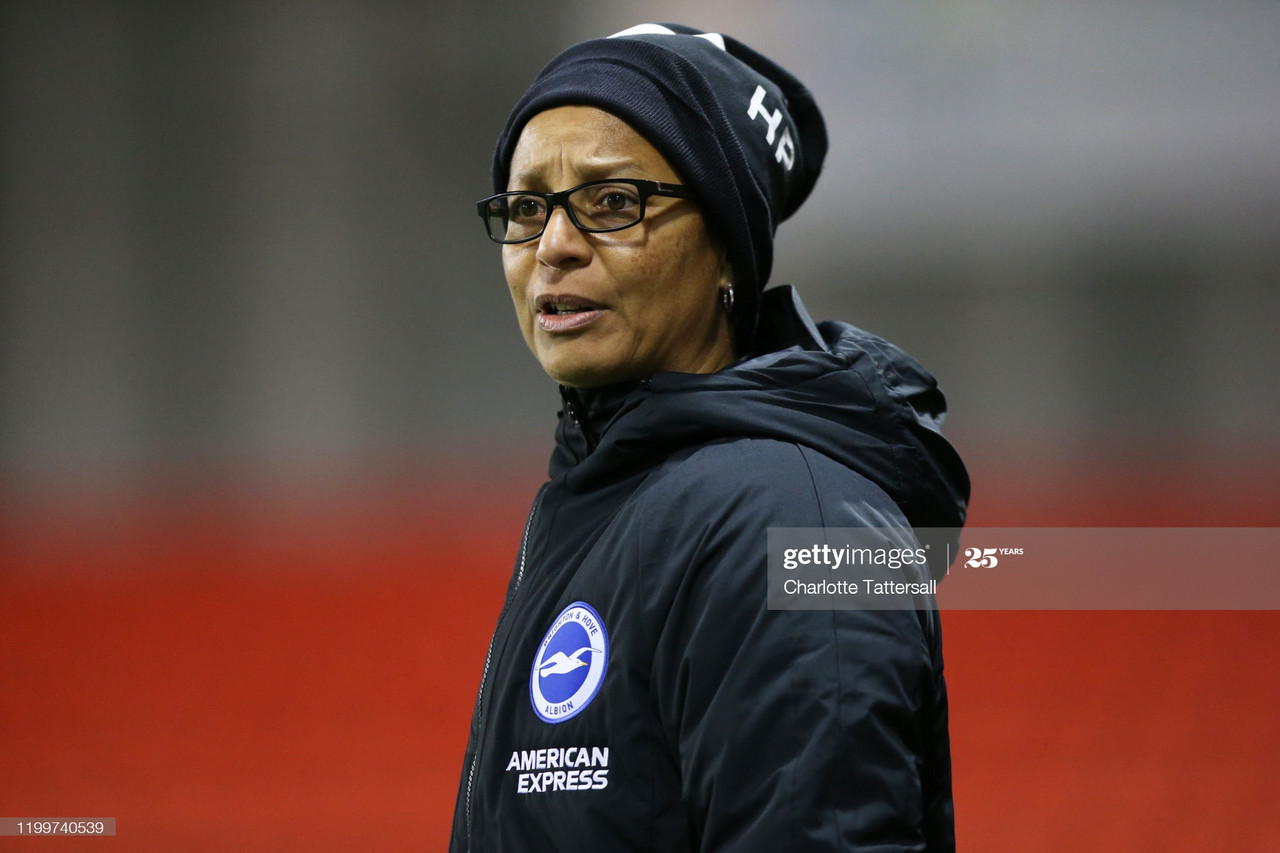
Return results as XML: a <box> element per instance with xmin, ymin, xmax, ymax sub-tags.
<box><xmin>642</xmin><ymin>439</ymin><xmax>954</xmax><ymax>852</ymax></box>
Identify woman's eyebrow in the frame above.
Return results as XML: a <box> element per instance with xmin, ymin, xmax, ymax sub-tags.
<box><xmin>508</xmin><ymin>158</ymin><xmax>647</xmax><ymax>189</ymax></box>
<box><xmin>573</xmin><ymin>157</ymin><xmax>645</xmax><ymax>178</ymax></box>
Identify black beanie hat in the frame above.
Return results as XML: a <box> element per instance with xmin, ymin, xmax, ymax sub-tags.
<box><xmin>492</xmin><ymin>23</ymin><xmax>827</xmax><ymax>350</ymax></box>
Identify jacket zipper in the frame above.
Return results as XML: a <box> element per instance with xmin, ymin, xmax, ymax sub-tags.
<box><xmin>464</xmin><ymin>485</ymin><xmax>546</xmax><ymax>851</ymax></box>
<box><xmin>560</xmin><ymin>386</ymin><xmax>599</xmax><ymax>454</ymax></box>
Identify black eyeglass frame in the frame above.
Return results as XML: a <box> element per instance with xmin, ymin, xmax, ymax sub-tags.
<box><xmin>476</xmin><ymin>179</ymin><xmax>697</xmax><ymax>244</ymax></box>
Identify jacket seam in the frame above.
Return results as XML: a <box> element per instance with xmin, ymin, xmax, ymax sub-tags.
<box><xmin>794</xmin><ymin>444</ymin><xmax>851</xmax><ymax>847</ymax></box>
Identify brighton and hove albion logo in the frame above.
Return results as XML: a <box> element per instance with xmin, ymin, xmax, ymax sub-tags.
<box><xmin>530</xmin><ymin>602</ymin><xmax>609</xmax><ymax>724</ymax></box>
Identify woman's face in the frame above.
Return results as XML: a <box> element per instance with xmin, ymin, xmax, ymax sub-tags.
<box><xmin>503</xmin><ymin>106</ymin><xmax>734</xmax><ymax>388</ymax></box>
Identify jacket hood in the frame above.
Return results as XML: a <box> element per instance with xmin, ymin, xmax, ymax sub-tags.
<box><xmin>551</xmin><ymin>286</ymin><xmax>970</xmax><ymax>537</ymax></box>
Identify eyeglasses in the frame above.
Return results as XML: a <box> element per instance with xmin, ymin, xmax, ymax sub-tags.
<box><xmin>476</xmin><ymin>179</ymin><xmax>697</xmax><ymax>244</ymax></box>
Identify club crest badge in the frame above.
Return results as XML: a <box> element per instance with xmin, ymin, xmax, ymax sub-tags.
<box><xmin>530</xmin><ymin>601</ymin><xmax>609</xmax><ymax>724</ymax></box>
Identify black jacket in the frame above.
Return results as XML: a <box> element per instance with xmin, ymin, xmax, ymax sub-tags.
<box><xmin>450</xmin><ymin>287</ymin><xmax>969</xmax><ymax>852</ymax></box>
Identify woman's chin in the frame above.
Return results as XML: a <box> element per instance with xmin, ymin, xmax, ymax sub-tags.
<box><xmin>538</xmin><ymin>350</ymin><xmax>633</xmax><ymax>389</ymax></box>
<box><xmin>543</xmin><ymin>364</ymin><xmax>626</xmax><ymax>389</ymax></box>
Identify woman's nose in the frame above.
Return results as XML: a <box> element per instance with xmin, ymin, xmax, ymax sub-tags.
<box><xmin>535</xmin><ymin>205</ymin><xmax>590</xmax><ymax>268</ymax></box>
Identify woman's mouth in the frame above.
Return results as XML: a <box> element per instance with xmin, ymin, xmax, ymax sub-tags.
<box><xmin>535</xmin><ymin>295</ymin><xmax>606</xmax><ymax>333</ymax></box>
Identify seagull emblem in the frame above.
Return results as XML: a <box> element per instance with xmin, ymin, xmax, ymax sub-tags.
<box><xmin>538</xmin><ymin>646</ymin><xmax>598</xmax><ymax>677</ymax></box>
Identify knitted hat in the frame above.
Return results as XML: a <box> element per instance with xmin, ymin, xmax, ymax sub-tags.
<box><xmin>492</xmin><ymin>23</ymin><xmax>827</xmax><ymax>350</ymax></box>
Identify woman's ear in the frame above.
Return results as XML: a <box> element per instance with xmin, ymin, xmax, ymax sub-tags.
<box><xmin>711</xmin><ymin>241</ymin><xmax>739</xmax><ymax>357</ymax></box>
<box><xmin>716</xmin><ymin>241</ymin><xmax>734</xmax><ymax>289</ymax></box>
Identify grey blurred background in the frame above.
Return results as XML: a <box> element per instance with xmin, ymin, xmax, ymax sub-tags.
<box><xmin>3</xmin><ymin>0</ymin><xmax>1278</xmax><ymax>504</ymax></box>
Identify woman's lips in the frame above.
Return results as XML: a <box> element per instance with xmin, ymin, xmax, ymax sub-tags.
<box><xmin>537</xmin><ymin>308</ymin><xmax>604</xmax><ymax>332</ymax></box>
<box><xmin>534</xmin><ymin>294</ymin><xmax>606</xmax><ymax>333</ymax></box>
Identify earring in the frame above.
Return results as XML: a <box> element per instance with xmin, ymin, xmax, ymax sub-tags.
<box><xmin>720</xmin><ymin>283</ymin><xmax>735</xmax><ymax>314</ymax></box>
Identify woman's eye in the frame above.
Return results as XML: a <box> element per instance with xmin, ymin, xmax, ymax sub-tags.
<box><xmin>512</xmin><ymin>197</ymin><xmax>544</xmax><ymax>219</ymax></box>
<box><xmin>602</xmin><ymin>192</ymin><xmax>632</xmax><ymax>211</ymax></box>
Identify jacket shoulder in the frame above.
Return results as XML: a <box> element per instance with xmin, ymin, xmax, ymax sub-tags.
<box><xmin>635</xmin><ymin>436</ymin><xmax>910</xmax><ymax>531</ymax></box>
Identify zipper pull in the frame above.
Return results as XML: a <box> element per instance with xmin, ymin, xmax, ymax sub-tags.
<box><xmin>559</xmin><ymin>386</ymin><xmax>598</xmax><ymax>454</ymax></box>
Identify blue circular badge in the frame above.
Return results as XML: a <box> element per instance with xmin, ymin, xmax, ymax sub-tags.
<box><xmin>530</xmin><ymin>601</ymin><xmax>609</xmax><ymax>724</ymax></box>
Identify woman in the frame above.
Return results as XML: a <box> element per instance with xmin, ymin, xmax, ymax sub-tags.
<box><xmin>451</xmin><ymin>23</ymin><xmax>969</xmax><ymax>852</ymax></box>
